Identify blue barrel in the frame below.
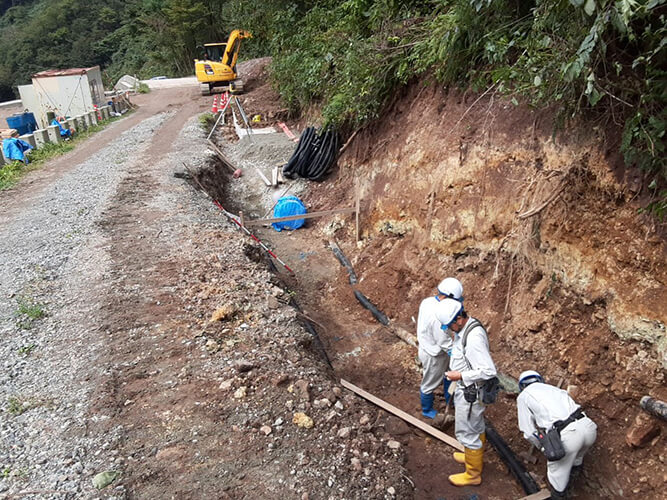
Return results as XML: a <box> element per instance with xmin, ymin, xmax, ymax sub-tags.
<box><xmin>6</xmin><ymin>113</ymin><xmax>38</xmax><ymax>135</ymax></box>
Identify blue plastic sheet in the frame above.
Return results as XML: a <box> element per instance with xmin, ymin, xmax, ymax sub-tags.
<box><xmin>51</xmin><ymin>119</ymin><xmax>72</xmax><ymax>138</ymax></box>
<box><xmin>272</xmin><ymin>196</ymin><xmax>307</xmax><ymax>231</ymax></box>
<box><xmin>2</xmin><ymin>137</ymin><xmax>33</xmax><ymax>163</ymax></box>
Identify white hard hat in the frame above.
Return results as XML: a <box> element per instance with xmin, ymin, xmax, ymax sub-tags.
<box><xmin>437</xmin><ymin>277</ymin><xmax>463</xmax><ymax>301</ymax></box>
<box><xmin>435</xmin><ymin>298</ymin><xmax>463</xmax><ymax>328</ymax></box>
<box><xmin>518</xmin><ymin>370</ymin><xmax>543</xmax><ymax>391</ymax></box>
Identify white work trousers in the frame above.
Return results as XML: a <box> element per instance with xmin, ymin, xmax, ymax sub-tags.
<box><xmin>547</xmin><ymin>417</ymin><xmax>597</xmax><ymax>492</ymax></box>
<box><xmin>418</xmin><ymin>348</ymin><xmax>448</xmax><ymax>394</ymax></box>
<box><xmin>454</xmin><ymin>387</ymin><xmax>485</xmax><ymax>449</ymax></box>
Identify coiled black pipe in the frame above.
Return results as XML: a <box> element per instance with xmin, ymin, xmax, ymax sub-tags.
<box><xmin>283</xmin><ymin>127</ymin><xmax>339</xmax><ymax>181</ymax></box>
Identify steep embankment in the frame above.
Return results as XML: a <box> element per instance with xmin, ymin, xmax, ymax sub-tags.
<box><xmin>301</xmin><ymin>83</ymin><xmax>665</xmax><ymax>497</ymax></box>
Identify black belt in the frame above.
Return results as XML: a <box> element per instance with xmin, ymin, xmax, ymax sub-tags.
<box><xmin>553</xmin><ymin>407</ymin><xmax>585</xmax><ymax>433</ymax></box>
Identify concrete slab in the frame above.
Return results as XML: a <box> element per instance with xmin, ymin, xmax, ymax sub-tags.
<box><xmin>20</xmin><ymin>134</ymin><xmax>36</xmax><ymax>148</ymax></box>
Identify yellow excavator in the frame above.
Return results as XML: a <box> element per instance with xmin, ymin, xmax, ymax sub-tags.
<box><xmin>195</xmin><ymin>29</ymin><xmax>252</xmax><ymax>96</ymax></box>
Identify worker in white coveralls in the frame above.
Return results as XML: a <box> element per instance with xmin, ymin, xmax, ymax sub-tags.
<box><xmin>437</xmin><ymin>298</ymin><xmax>496</xmax><ymax>487</ymax></box>
<box><xmin>517</xmin><ymin>370</ymin><xmax>597</xmax><ymax>499</ymax></box>
<box><xmin>417</xmin><ymin>278</ymin><xmax>464</xmax><ymax>419</ymax></box>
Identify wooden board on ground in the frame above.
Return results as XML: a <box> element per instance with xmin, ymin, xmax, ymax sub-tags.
<box><xmin>244</xmin><ymin>207</ymin><xmax>356</xmax><ymax>226</ymax></box>
<box><xmin>340</xmin><ymin>378</ymin><xmax>464</xmax><ymax>452</ymax></box>
<box><xmin>517</xmin><ymin>489</ymin><xmax>551</xmax><ymax>500</ymax></box>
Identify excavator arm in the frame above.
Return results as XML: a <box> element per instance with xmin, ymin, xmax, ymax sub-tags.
<box><xmin>221</xmin><ymin>29</ymin><xmax>252</xmax><ymax>70</ymax></box>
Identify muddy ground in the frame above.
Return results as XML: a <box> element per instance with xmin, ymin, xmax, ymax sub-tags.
<box><xmin>0</xmin><ymin>57</ymin><xmax>664</xmax><ymax>500</ymax></box>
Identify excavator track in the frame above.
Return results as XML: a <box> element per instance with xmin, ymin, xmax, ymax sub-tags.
<box><xmin>200</xmin><ymin>83</ymin><xmax>211</xmax><ymax>96</ymax></box>
<box><xmin>230</xmin><ymin>79</ymin><xmax>244</xmax><ymax>95</ymax></box>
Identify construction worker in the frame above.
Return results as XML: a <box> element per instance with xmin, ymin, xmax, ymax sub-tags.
<box><xmin>438</xmin><ymin>298</ymin><xmax>496</xmax><ymax>487</ymax></box>
<box><xmin>517</xmin><ymin>370</ymin><xmax>597</xmax><ymax>499</ymax></box>
<box><xmin>416</xmin><ymin>278</ymin><xmax>463</xmax><ymax>419</ymax></box>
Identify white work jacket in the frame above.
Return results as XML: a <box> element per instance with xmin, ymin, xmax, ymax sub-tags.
<box><xmin>517</xmin><ymin>383</ymin><xmax>580</xmax><ymax>440</ymax></box>
<box><xmin>416</xmin><ymin>296</ymin><xmax>453</xmax><ymax>357</ymax></box>
<box><xmin>449</xmin><ymin>317</ymin><xmax>496</xmax><ymax>387</ymax></box>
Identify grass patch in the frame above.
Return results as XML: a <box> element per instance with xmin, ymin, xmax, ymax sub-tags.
<box><xmin>17</xmin><ymin>344</ymin><xmax>36</xmax><ymax>356</ymax></box>
<box><xmin>15</xmin><ymin>296</ymin><xmax>46</xmax><ymax>329</ymax></box>
<box><xmin>199</xmin><ymin>112</ymin><xmax>216</xmax><ymax>129</ymax></box>
<box><xmin>0</xmin><ymin>114</ymin><xmax>126</xmax><ymax>191</ymax></box>
<box><xmin>138</xmin><ymin>82</ymin><xmax>150</xmax><ymax>94</ymax></box>
<box><xmin>7</xmin><ymin>396</ymin><xmax>26</xmax><ymax>415</ymax></box>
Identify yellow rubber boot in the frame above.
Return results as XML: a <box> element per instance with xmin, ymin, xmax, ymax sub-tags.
<box><xmin>448</xmin><ymin>447</ymin><xmax>483</xmax><ymax>486</ymax></box>
<box><xmin>453</xmin><ymin>432</ymin><xmax>485</xmax><ymax>464</ymax></box>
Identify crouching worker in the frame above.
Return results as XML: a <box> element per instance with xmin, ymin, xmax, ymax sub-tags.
<box><xmin>517</xmin><ymin>370</ymin><xmax>597</xmax><ymax>499</ymax></box>
<box><xmin>417</xmin><ymin>277</ymin><xmax>463</xmax><ymax>419</ymax></box>
<box><xmin>2</xmin><ymin>131</ymin><xmax>33</xmax><ymax>164</ymax></box>
<box><xmin>438</xmin><ymin>298</ymin><xmax>497</xmax><ymax>487</ymax></box>
<box><xmin>51</xmin><ymin>117</ymin><xmax>74</xmax><ymax>139</ymax></box>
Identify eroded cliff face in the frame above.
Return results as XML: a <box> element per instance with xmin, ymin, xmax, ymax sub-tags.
<box><xmin>337</xmin><ymin>85</ymin><xmax>665</xmax><ymax>377</ymax></box>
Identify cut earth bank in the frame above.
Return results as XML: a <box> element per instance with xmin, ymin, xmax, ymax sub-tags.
<box><xmin>201</xmin><ymin>59</ymin><xmax>666</xmax><ymax>499</ymax></box>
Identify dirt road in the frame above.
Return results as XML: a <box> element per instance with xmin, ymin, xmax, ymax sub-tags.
<box><xmin>0</xmin><ymin>83</ymin><xmax>412</xmax><ymax>499</ymax></box>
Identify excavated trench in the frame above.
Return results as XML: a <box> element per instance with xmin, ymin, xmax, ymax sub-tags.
<box><xmin>193</xmin><ymin>79</ymin><xmax>666</xmax><ymax>499</ymax></box>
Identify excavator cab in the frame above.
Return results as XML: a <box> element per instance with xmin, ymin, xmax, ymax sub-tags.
<box><xmin>204</xmin><ymin>43</ymin><xmax>225</xmax><ymax>62</ymax></box>
<box><xmin>195</xmin><ymin>30</ymin><xmax>251</xmax><ymax>96</ymax></box>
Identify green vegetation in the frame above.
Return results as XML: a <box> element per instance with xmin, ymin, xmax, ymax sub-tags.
<box><xmin>199</xmin><ymin>111</ymin><xmax>216</xmax><ymax>128</ymax></box>
<box><xmin>15</xmin><ymin>296</ymin><xmax>46</xmax><ymax>329</ymax></box>
<box><xmin>17</xmin><ymin>344</ymin><xmax>36</xmax><ymax>356</ymax></box>
<box><xmin>7</xmin><ymin>396</ymin><xmax>26</xmax><ymax>415</ymax></box>
<box><xmin>0</xmin><ymin>1</ymin><xmax>663</xmax><ymax>213</ymax></box>
<box><xmin>138</xmin><ymin>82</ymin><xmax>150</xmax><ymax>94</ymax></box>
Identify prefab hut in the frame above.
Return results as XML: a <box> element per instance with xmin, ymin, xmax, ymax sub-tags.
<box><xmin>18</xmin><ymin>66</ymin><xmax>104</xmax><ymax>128</ymax></box>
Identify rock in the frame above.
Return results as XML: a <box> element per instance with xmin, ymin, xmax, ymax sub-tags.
<box><xmin>294</xmin><ymin>379</ymin><xmax>311</xmax><ymax>401</ymax></box>
<box><xmin>273</xmin><ymin>417</ymin><xmax>284</xmax><ymax>426</ymax></box>
<box><xmin>205</xmin><ymin>339</ymin><xmax>220</xmax><ymax>353</ymax></box>
<box><xmin>267</xmin><ymin>295</ymin><xmax>279</xmax><ymax>309</ymax></box>
<box><xmin>313</xmin><ymin>398</ymin><xmax>331</xmax><ymax>409</ymax></box>
<box><xmin>234</xmin><ymin>359</ymin><xmax>255</xmax><ymax>373</ymax></box>
<box><xmin>273</xmin><ymin>374</ymin><xmax>289</xmax><ymax>386</ymax></box>
<box><xmin>337</xmin><ymin>427</ymin><xmax>351</xmax><ymax>438</ymax></box>
<box><xmin>359</xmin><ymin>414</ymin><xmax>370</xmax><ymax>425</ymax></box>
<box><xmin>92</xmin><ymin>471</ymin><xmax>120</xmax><ymax>490</ymax></box>
<box><xmin>626</xmin><ymin>413</ymin><xmax>661</xmax><ymax>448</ymax></box>
<box><xmin>567</xmin><ymin>385</ymin><xmax>579</xmax><ymax>399</ymax></box>
<box><xmin>387</xmin><ymin>440</ymin><xmax>400</xmax><ymax>450</ymax></box>
<box><xmin>385</xmin><ymin>416</ymin><xmax>411</xmax><ymax>435</ymax></box>
<box><xmin>350</xmin><ymin>457</ymin><xmax>362</xmax><ymax>471</ymax></box>
<box><xmin>219</xmin><ymin>379</ymin><xmax>234</xmax><ymax>391</ymax></box>
<box><xmin>211</xmin><ymin>304</ymin><xmax>236</xmax><ymax>322</ymax></box>
<box><xmin>234</xmin><ymin>386</ymin><xmax>247</xmax><ymax>399</ymax></box>
<box><xmin>293</xmin><ymin>412</ymin><xmax>314</xmax><ymax>429</ymax></box>
<box><xmin>332</xmin><ymin>387</ymin><xmax>342</xmax><ymax>397</ymax></box>
<box><xmin>387</xmin><ymin>486</ymin><xmax>396</xmax><ymax>495</ymax></box>
<box><xmin>335</xmin><ymin>401</ymin><xmax>344</xmax><ymax>410</ymax></box>
<box><xmin>260</xmin><ymin>425</ymin><xmax>272</xmax><ymax>436</ymax></box>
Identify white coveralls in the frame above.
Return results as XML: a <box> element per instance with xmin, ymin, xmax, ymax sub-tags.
<box><xmin>449</xmin><ymin>318</ymin><xmax>496</xmax><ymax>449</ymax></box>
<box><xmin>517</xmin><ymin>383</ymin><xmax>597</xmax><ymax>492</ymax></box>
<box><xmin>417</xmin><ymin>296</ymin><xmax>453</xmax><ymax>394</ymax></box>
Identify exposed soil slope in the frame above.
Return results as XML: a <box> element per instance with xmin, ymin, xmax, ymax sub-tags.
<box><xmin>209</xmin><ymin>60</ymin><xmax>666</xmax><ymax>498</ymax></box>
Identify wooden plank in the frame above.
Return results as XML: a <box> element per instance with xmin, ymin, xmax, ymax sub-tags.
<box><xmin>244</xmin><ymin>207</ymin><xmax>355</xmax><ymax>226</ymax></box>
<box><xmin>271</xmin><ymin>167</ymin><xmax>278</xmax><ymax>187</ymax></box>
<box><xmin>255</xmin><ymin>168</ymin><xmax>272</xmax><ymax>186</ymax></box>
<box><xmin>517</xmin><ymin>489</ymin><xmax>551</xmax><ymax>500</ymax></box>
<box><xmin>340</xmin><ymin>378</ymin><xmax>464</xmax><ymax>452</ymax></box>
<box><xmin>206</xmin><ymin>139</ymin><xmax>237</xmax><ymax>173</ymax></box>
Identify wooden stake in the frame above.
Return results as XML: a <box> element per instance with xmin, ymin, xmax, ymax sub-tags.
<box><xmin>255</xmin><ymin>168</ymin><xmax>272</xmax><ymax>186</ymax></box>
<box><xmin>340</xmin><ymin>379</ymin><xmax>463</xmax><ymax>451</ymax></box>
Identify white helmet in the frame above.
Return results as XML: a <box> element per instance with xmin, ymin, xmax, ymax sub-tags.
<box><xmin>435</xmin><ymin>298</ymin><xmax>463</xmax><ymax>328</ymax></box>
<box><xmin>437</xmin><ymin>277</ymin><xmax>463</xmax><ymax>301</ymax></box>
<box><xmin>518</xmin><ymin>370</ymin><xmax>543</xmax><ymax>391</ymax></box>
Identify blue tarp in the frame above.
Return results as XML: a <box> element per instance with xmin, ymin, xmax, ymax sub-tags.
<box><xmin>272</xmin><ymin>196</ymin><xmax>307</xmax><ymax>231</ymax></box>
<box><xmin>51</xmin><ymin>119</ymin><xmax>72</xmax><ymax>138</ymax></box>
<box><xmin>2</xmin><ymin>137</ymin><xmax>33</xmax><ymax>163</ymax></box>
